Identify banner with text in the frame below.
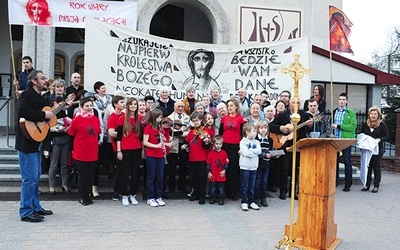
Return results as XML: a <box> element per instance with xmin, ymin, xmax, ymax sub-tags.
<box><xmin>85</xmin><ymin>19</ymin><xmax>310</xmax><ymax>103</ymax></box>
<box><xmin>8</xmin><ymin>0</ymin><xmax>137</xmax><ymax>29</ymax></box>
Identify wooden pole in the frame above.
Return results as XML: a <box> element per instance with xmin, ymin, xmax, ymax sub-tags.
<box><xmin>9</xmin><ymin>24</ymin><xmax>18</xmax><ymax>98</ymax></box>
<box><xmin>330</xmin><ymin>51</ymin><xmax>334</xmax><ymax>128</ymax></box>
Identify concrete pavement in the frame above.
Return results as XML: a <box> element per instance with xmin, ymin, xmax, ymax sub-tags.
<box><xmin>1</xmin><ymin>134</ymin><xmax>400</xmax><ymax>249</ymax></box>
<box><xmin>1</xmin><ymin>170</ymin><xmax>400</xmax><ymax>249</ymax></box>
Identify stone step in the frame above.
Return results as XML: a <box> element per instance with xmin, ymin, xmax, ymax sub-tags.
<box><xmin>0</xmin><ymin>154</ymin><xmax>19</xmax><ymax>164</ymax></box>
<box><xmin>0</xmin><ymin>147</ymin><xmax>17</xmax><ymax>155</ymax></box>
<box><xmin>0</xmin><ymin>164</ymin><xmax>20</xmax><ymax>174</ymax></box>
<box><xmin>0</xmin><ymin>174</ymin><xmax>49</xmax><ymax>186</ymax></box>
<box><xmin>338</xmin><ymin>163</ymin><xmax>360</xmax><ymax>178</ymax></box>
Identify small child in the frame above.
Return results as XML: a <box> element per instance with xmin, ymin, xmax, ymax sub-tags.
<box><xmin>239</xmin><ymin>123</ymin><xmax>262</xmax><ymax>211</ymax></box>
<box><xmin>181</xmin><ymin>111</ymin><xmax>211</xmax><ymax>204</ymax></box>
<box><xmin>254</xmin><ymin>120</ymin><xmax>274</xmax><ymax>207</ymax></box>
<box><xmin>206</xmin><ymin>136</ymin><xmax>229</xmax><ymax>205</ymax></box>
<box><xmin>203</xmin><ymin>112</ymin><xmax>216</xmax><ymax>198</ymax></box>
<box><xmin>203</xmin><ymin>113</ymin><xmax>216</xmax><ymax>139</ymax></box>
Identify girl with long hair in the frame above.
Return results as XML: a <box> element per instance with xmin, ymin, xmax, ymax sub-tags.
<box><xmin>143</xmin><ymin>109</ymin><xmax>171</xmax><ymax>207</ymax></box>
<box><xmin>116</xmin><ymin>98</ymin><xmax>143</xmax><ymax>206</ymax></box>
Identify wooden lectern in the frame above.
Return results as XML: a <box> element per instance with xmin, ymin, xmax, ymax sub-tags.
<box><xmin>285</xmin><ymin>138</ymin><xmax>356</xmax><ymax>250</ymax></box>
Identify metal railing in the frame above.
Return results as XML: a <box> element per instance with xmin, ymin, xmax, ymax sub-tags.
<box><xmin>326</xmin><ymin>112</ymin><xmax>395</xmax><ymax>157</ymax></box>
<box><xmin>0</xmin><ymin>96</ymin><xmax>13</xmax><ymax>147</ymax></box>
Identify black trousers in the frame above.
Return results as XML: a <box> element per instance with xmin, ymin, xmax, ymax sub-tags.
<box><xmin>118</xmin><ymin>149</ymin><xmax>141</xmax><ymax>196</ymax></box>
<box><xmin>189</xmin><ymin>161</ymin><xmax>207</xmax><ymax>199</ymax></box>
<box><xmin>366</xmin><ymin>153</ymin><xmax>383</xmax><ymax>188</ymax></box>
<box><xmin>167</xmin><ymin>143</ymin><xmax>188</xmax><ymax>190</ymax></box>
<box><xmin>276</xmin><ymin>152</ymin><xmax>300</xmax><ymax>195</ymax></box>
<box><xmin>222</xmin><ymin>143</ymin><xmax>240</xmax><ymax>198</ymax></box>
<box><xmin>77</xmin><ymin>160</ymin><xmax>95</xmax><ymax>200</ymax></box>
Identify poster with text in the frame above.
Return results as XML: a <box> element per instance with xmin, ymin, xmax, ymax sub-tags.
<box><xmin>85</xmin><ymin>19</ymin><xmax>311</xmax><ymax>103</ymax></box>
<box><xmin>8</xmin><ymin>0</ymin><xmax>137</xmax><ymax>29</ymax></box>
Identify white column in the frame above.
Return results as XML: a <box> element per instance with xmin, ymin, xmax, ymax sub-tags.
<box><xmin>22</xmin><ymin>26</ymin><xmax>37</xmax><ymax>65</ymax></box>
<box><xmin>36</xmin><ymin>26</ymin><xmax>55</xmax><ymax>79</ymax></box>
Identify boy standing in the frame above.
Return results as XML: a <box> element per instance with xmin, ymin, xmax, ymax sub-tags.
<box><xmin>255</xmin><ymin>120</ymin><xmax>274</xmax><ymax>207</ymax></box>
<box><xmin>239</xmin><ymin>123</ymin><xmax>262</xmax><ymax>211</ymax></box>
<box><xmin>206</xmin><ymin>136</ymin><xmax>229</xmax><ymax>205</ymax></box>
<box><xmin>107</xmin><ymin>95</ymin><xmax>126</xmax><ymax>201</ymax></box>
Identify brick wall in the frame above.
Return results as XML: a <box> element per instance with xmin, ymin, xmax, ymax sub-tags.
<box><xmin>351</xmin><ymin>155</ymin><xmax>398</xmax><ymax>173</ymax></box>
<box><xmin>396</xmin><ymin>109</ymin><xmax>400</xmax><ymax>169</ymax></box>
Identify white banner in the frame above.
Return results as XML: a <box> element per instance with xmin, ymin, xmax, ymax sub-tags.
<box><xmin>8</xmin><ymin>0</ymin><xmax>137</xmax><ymax>29</ymax></box>
<box><xmin>85</xmin><ymin>19</ymin><xmax>311</xmax><ymax>103</ymax></box>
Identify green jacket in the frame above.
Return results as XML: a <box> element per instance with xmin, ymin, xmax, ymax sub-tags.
<box><xmin>334</xmin><ymin>107</ymin><xmax>357</xmax><ymax>138</ymax></box>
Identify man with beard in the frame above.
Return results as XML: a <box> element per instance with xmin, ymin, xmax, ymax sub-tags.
<box><xmin>182</xmin><ymin>49</ymin><xmax>221</xmax><ymax>94</ymax></box>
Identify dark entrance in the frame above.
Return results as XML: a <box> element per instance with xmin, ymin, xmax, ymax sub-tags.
<box><xmin>150</xmin><ymin>3</ymin><xmax>213</xmax><ymax>43</ymax></box>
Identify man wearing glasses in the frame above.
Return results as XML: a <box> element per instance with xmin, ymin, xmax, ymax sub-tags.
<box><xmin>167</xmin><ymin>101</ymin><xmax>190</xmax><ymax>194</ymax></box>
<box><xmin>16</xmin><ymin>70</ymin><xmax>54</xmax><ymax>222</ymax></box>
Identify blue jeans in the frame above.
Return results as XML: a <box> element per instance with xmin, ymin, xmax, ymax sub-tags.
<box><xmin>146</xmin><ymin>157</ymin><xmax>164</xmax><ymax>200</ymax></box>
<box><xmin>255</xmin><ymin>161</ymin><xmax>270</xmax><ymax>200</ymax></box>
<box><xmin>209</xmin><ymin>182</ymin><xmax>225</xmax><ymax>199</ymax></box>
<box><xmin>240</xmin><ymin>169</ymin><xmax>257</xmax><ymax>204</ymax></box>
<box><xmin>19</xmin><ymin>151</ymin><xmax>43</xmax><ymax>218</ymax></box>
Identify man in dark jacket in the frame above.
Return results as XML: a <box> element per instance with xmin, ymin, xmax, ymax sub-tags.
<box><xmin>16</xmin><ymin>70</ymin><xmax>54</xmax><ymax>222</ymax></box>
<box><xmin>13</xmin><ymin>56</ymin><xmax>34</xmax><ymax>97</ymax></box>
<box><xmin>269</xmin><ymin>98</ymin><xmax>312</xmax><ymax>200</ymax></box>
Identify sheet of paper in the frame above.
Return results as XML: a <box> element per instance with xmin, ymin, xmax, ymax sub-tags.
<box><xmin>269</xmin><ymin>150</ymin><xmax>285</xmax><ymax>157</ymax></box>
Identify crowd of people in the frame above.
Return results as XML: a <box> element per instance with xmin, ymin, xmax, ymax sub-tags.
<box><xmin>14</xmin><ymin>63</ymin><xmax>388</xmax><ymax>222</ymax></box>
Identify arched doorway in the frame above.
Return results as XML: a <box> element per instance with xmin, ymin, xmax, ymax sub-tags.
<box><xmin>74</xmin><ymin>55</ymin><xmax>84</xmax><ymax>86</ymax></box>
<box><xmin>150</xmin><ymin>3</ymin><xmax>213</xmax><ymax>43</ymax></box>
<box><xmin>54</xmin><ymin>54</ymin><xmax>65</xmax><ymax>80</ymax></box>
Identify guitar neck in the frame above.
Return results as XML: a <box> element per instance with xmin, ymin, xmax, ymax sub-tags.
<box><xmin>294</xmin><ymin>114</ymin><xmax>322</xmax><ymax>131</ymax></box>
<box><xmin>52</xmin><ymin>102</ymin><xmax>67</xmax><ymax>116</ymax></box>
<box><xmin>297</xmin><ymin>120</ymin><xmax>309</xmax><ymax>130</ymax></box>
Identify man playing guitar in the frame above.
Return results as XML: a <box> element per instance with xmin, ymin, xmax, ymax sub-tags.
<box><xmin>269</xmin><ymin>98</ymin><xmax>313</xmax><ymax>200</ymax></box>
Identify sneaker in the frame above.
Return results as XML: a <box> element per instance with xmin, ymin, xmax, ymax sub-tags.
<box><xmin>249</xmin><ymin>202</ymin><xmax>260</xmax><ymax>210</ymax></box>
<box><xmin>187</xmin><ymin>187</ymin><xmax>194</xmax><ymax>197</ymax></box>
<box><xmin>147</xmin><ymin>199</ymin><xmax>158</xmax><ymax>207</ymax></box>
<box><xmin>156</xmin><ymin>198</ymin><xmax>165</xmax><ymax>206</ymax></box>
<box><xmin>92</xmin><ymin>186</ymin><xmax>100</xmax><ymax>197</ymax></box>
<box><xmin>130</xmin><ymin>195</ymin><xmax>139</xmax><ymax>205</ymax></box>
<box><xmin>122</xmin><ymin>195</ymin><xmax>129</xmax><ymax>206</ymax></box>
<box><xmin>241</xmin><ymin>203</ymin><xmax>249</xmax><ymax>211</ymax></box>
<box><xmin>112</xmin><ymin>192</ymin><xmax>119</xmax><ymax>201</ymax></box>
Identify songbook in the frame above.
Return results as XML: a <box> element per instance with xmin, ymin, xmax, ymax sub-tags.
<box><xmin>269</xmin><ymin>150</ymin><xmax>285</xmax><ymax>157</ymax></box>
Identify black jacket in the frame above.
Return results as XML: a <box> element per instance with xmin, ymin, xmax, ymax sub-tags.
<box><xmin>269</xmin><ymin>110</ymin><xmax>311</xmax><ymax>149</ymax></box>
<box><xmin>15</xmin><ymin>86</ymin><xmax>47</xmax><ymax>153</ymax></box>
<box><xmin>360</xmin><ymin>122</ymin><xmax>389</xmax><ymax>154</ymax></box>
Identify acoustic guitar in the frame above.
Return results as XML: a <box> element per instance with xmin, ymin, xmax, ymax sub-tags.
<box><xmin>20</xmin><ymin>94</ymin><xmax>75</xmax><ymax>142</ymax></box>
<box><xmin>270</xmin><ymin>114</ymin><xmax>323</xmax><ymax>149</ymax></box>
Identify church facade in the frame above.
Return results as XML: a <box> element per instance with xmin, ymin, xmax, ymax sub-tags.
<box><xmin>0</xmin><ymin>0</ymin><xmax>396</xmax><ymax>129</ymax></box>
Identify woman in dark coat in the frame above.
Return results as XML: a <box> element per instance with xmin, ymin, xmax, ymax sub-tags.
<box><xmin>360</xmin><ymin>106</ymin><xmax>389</xmax><ymax>193</ymax></box>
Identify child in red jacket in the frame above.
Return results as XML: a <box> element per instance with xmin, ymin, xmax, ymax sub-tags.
<box><xmin>181</xmin><ymin>111</ymin><xmax>211</xmax><ymax>204</ymax></box>
<box><xmin>206</xmin><ymin>136</ymin><xmax>229</xmax><ymax>205</ymax></box>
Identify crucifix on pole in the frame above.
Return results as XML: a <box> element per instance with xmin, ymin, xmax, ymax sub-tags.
<box><xmin>277</xmin><ymin>54</ymin><xmax>311</xmax><ymax>250</ymax></box>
